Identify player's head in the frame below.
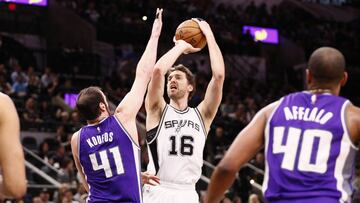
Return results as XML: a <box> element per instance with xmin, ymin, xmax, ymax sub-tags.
<box><xmin>76</xmin><ymin>86</ymin><xmax>110</xmax><ymax>121</ymax></box>
<box><xmin>307</xmin><ymin>47</ymin><xmax>347</xmax><ymax>91</ymax></box>
<box><xmin>166</xmin><ymin>64</ymin><xmax>196</xmax><ymax>100</ymax></box>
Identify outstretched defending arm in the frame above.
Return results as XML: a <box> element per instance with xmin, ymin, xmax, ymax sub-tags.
<box><xmin>0</xmin><ymin>93</ymin><xmax>26</xmax><ymax>198</ymax></box>
<box><xmin>195</xmin><ymin>19</ymin><xmax>225</xmax><ymax>132</ymax></box>
<box><xmin>205</xmin><ymin>102</ymin><xmax>277</xmax><ymax>203</ymax></box>
<box><xmin>115</xmin><ymin>8</ymin><xmax>163</xmax><ymax>119</ymax></box>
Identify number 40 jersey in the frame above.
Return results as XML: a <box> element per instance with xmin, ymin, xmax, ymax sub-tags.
<box><xmin>264</xmin><ymin>92</ymin><xmax>358</xmax><ymax>203</ymax></box>
<box><xmin>78</xmin><ymin>115</ymin><xmax>142</xmax><ymax>203</ymax></box>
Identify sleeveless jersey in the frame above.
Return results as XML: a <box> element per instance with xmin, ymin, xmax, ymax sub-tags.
<box><xmin>146</xmin><ymin>105</ymin><xmax>207</xmax><ymax>186</ymax></box>
<box><xmin>78</xmin><ymin>115</ymin><xmax>142</xmax><ymax>203</ymax></box>
<box><xmin>263</xmin><ymin>92</ymin><xmax>358</xmax><ymax>203</ymax></box>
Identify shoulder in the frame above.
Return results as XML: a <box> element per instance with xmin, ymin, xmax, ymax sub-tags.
<box><xmin>262</xmin><ymin>100</ymin><xmax>282</xmax><ymax>119</ymax></box>
<box><xmin>0</xmin><ymin>93</ymin><xmax>17</xmax><ymax>118</ymax></box>
<box><xmin>71</xmin><ymin>129</ymin><xmax>82</xmax><ymax>157</ymax></box>
<box><xmin>346</xmin><ymin>103</ymin><xmax>360</xmax><ymax>144</ymax></box>
<box><xmin>0</xmin><ymin>93</ymin><xmax>13</xmax><ymax>107</ymax></box>
<box><xmin>71</xmin><ymin>130</ymin><xmax>81</xmax><ymax>147</ymax></box>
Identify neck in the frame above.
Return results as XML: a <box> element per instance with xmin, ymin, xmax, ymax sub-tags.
<box><xmin>87</xmin><ymin>113</ymin><xmax>108</xmax><ymax>125</ymax></box>
<box><xmin>307</xmin><ymin>84</ymin><xmax>340</xmax><ymax>96</ymax></box>
<box><xmin>169</xmin><ymin>97</ymin><xmax>188</xmax><ymax>111</ymax></box>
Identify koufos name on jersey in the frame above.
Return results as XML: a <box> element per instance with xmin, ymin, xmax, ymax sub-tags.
<box><xmin>146</xmin><ymin>105</ymin><xmax>207</xmax><ymax>186</ymax></box>
<box><xmin>263</xmin><ymin>92</ymin><xmax>358</xmax><ymax>203</ymax></box>
<box><xmin>78</xmin><ymin>115</ymin><xmax>142</xmax><ymax>203</ymax></box>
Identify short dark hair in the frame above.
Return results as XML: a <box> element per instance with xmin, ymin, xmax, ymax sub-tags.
<box><xmin>308</xmin><ymin>47</ymin><xmax>345</xmax><ymax>84</ymax></box>
<box><xmin>76</xmin><ymin>86</ymin><xmax>105</xmax><ymax>121</ymax></box>
<box><xmin>166</xmin><ymin>64</ymin><xmax>196</xmax><ymax>99</ymax></box>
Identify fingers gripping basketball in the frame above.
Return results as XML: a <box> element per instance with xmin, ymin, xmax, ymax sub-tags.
<box><xmin>175</xmin><ymin>19</ymin><xmax>207</xmax><ymax>49</ymax></box>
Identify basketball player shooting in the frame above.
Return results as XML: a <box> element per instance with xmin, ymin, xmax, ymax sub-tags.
<box><xmin>143</xmin><ymin>18</ymin><xmax>225</xmax><ymax>203</ymax></box>
<box><xmin>70</xmin><ymin>8</ymin><xmax>163</xmax><ymax>203</ymax></box>
<box><xmin>0</xmin><ymin>93</ymin><xmax>26</xmax><ymax>200</ymax></box>
<box><xmin>205</xmin><ymin>47</ymin><xmax>360</xmax><ymax>203</ymax></box>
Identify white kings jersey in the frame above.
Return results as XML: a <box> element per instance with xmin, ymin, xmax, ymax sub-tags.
<box><xmin>146</xmin><ymin>104</ymin><xmax>207</xmax><ymax>185</ymax></box>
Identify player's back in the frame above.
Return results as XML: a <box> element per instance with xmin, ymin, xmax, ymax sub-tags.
<box><xmin>264</xmin><ymin>91</ymin><xmax>358</xmax><ymax>203</ymax></box>
<box><xmin>78</xmin><ymin>115</ymin><xmax>142</xmax><ymax>203</ymax></box>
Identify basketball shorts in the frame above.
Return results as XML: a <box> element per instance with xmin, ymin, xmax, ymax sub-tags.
<box><xmin>143</xmin><ymin>181</ymin><xmax>199</xmax><ymax>203</ymax></box>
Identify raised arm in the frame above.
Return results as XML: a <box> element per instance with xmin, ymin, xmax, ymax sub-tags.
<box><xmin>195</xmin><ymin>19</ymin><xmax>225</xmax><ymax>131</ymax></box>
<box><xmin>145</xmin><ymin>39</ymin><xmax>200</xmax><ymax>126</ymax></box>
<box><xmin>0</xmin><ymin>93</ymin><xmax>26</xmax><ymax>198</ymax></box>
<box><xmin>205</xmin><ymin>102</ymin><xmax>277</xmax><ymax>203</ymax></box>
<box><xmin>115</xmin><ymin>8</ymin><xmax>163</xmax><ymax>119</ymax></box>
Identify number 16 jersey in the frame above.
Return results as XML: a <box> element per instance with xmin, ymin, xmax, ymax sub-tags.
<box><xmin>146</xmin><ymin>105</ymin><xmax>207</xmax><ymax>186</ymax></box>
<box><xmin>264</xmin><ymin>92</ymin><xmax>358</xmax><ymax>203</ymax></box>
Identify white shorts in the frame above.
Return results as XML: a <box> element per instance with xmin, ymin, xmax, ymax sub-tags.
<box><xmin>143</xmin><ymin>181</ymin><xmax>199</xmax><ymax>203</ymax></box>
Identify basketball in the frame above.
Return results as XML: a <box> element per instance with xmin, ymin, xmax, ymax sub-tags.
<box><xmin>175</xmin><ymin>19</ymin><xmax>207</xmax><ymax>49</ymax></box>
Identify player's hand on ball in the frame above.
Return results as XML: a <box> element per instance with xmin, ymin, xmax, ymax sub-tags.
<box><xmin>173</xmin><ymin>37</ymin><xmax>201</xmax><ymax>54</ymax></box>
<box><xmin>192</xmin><ymin>18</ymin><xmax>213</xmax><ymax>38</ymax></box>
<box><xmin>151</xmin><ymin>8</ymin><xmax>163</xmax><ymax>38</ymax></box>
<box><xmin>141</xmin><ymin>171</ymin><xmax>160</xmax><ymax>186</ymax></box>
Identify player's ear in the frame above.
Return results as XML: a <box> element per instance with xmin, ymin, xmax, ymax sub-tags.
<box><xmin>306</xmin><ymin>69</ymin><xmax>312</xmax><ymax>85</ymax></box>
<box><xmin>99</xmin><ymin>102</ymin><xmax>106</xmax><ymax>111</ymax></box>
<box><xmin>340</xmin><ymin>72</ymin><xmax>348</xmax><ymax>87</ymax></box>
<box><xmin>187</xmin><ymin>84</ymin><xmax>194</xmax><ymax>92</ymax></box>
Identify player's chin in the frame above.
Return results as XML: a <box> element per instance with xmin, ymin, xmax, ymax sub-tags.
<box><xmin>168</xmin><ymin>93</ymin><xmax>176</xmax><ymax>99</ymax></box>
<box><xmin>168</xmin><ymin>89</ymin><xmax>176</xmax><ymax>95</ymax></box>
<box><xmin>168</xmin><ymin>92</ymin><xmax>179</xmax><ymax>100</ymax></box>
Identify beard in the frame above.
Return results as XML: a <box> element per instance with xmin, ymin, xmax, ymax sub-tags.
<box><xmin>167</xmin><ymin>88</ymin><xmax>187</xmax><ymax>100</ymax></box>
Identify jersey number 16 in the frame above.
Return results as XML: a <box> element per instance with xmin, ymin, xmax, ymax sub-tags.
<box><xmin>169</xmin><ymin>135</ymin><xmax>194</xmax><ymax>156</ymax></box>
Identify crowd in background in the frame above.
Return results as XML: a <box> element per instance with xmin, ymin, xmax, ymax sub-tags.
<box><xmin>0</xmin><ymin>0</ymin><xmax>359</xmax><ymax>202</ymax></box>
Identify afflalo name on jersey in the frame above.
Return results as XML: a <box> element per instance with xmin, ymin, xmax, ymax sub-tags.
<box><xmin>146</xmin><ymin>105</ymin><xmax>207</xmax><ymax>185</ymax></box>
<box><xmin>263</xmin><ymin>92</ymin><xmax>358</xmax><ymax>203</ymax></box>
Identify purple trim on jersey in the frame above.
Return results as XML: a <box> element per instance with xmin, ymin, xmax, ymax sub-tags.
<box><xmin>266</xmin><ymin>197</ymin><xmax>341</xmax><ymax>203</ymax></box>
<box><xmin>264</xmin><ymin>92</ymin><xmax>355</xmax><ymax>202</ymax></box>
<box><xmin>78</xmin><ymin>115</ymin><xmax>141</xmax><ymax>203</ymax></box>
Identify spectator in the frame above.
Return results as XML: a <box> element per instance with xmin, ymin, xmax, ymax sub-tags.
<box><xmin>11</xmin><ymin>64</ymin><xmax>28</xmax><ymax>84</ymax></box>
<box><xmin>27</xmin><ymin>66</ymin><xmax>41</xmax><ymax>97</ymax></box>
<box><xmin>23</xmin><ymin>97</ymin><xmax>43</xmax><ymax>125</ymax></box>
<box><xmin>41</xmin><ymin>67</ymin><xmax>54</xmax><ymax>88</ymax></box>
<box><xmin>39</xmin><ymin>188</ymin><xmax>53</xmax><ymax>203</ymax></box>
<box><xmin>0</xmin><ymin>74</ymin><xmax>12</xmax><ymax>95</ymax></box>
<box><xmin>11</xmin><ymin>74</ymin><xmax>28</xmax><ymax>98</ymax></box>
<box><xmin>84</xmin><ymin>1</ymin><xmax>100</xmax><ymax>24</ymax></box>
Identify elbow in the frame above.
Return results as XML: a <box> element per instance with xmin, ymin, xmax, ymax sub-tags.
<box><xmin>136</xmin><ymin>66</ymin><xmax>152</xmax><ymax>78</ymax></box>
<box><xmin>5</xmin><ymin>182</ymin><xmax>27</xmax><ymax>199</ymax></box>
<box><xmin>216</xmin><ymin>162</ymin><xmax>238</xmax><ymax>176</ymax></box>
<box><xmin>213</xmin><ymin>73</ymin><xmax>225</xmax><ymax>82</ymax></box>
<box><xmin>115</xmin><ymin>106</ymin><xmax>123</xmax><ymax>114</ymax></box>
<box><xmin>152</xmin><ymin>66</ymin><xmax>163</xmax><ymax>78</ymax></box>
<box><xmin>14</xmin><ymin>186</ymin><xmax>27</xmax><ymax>199</ymax></box>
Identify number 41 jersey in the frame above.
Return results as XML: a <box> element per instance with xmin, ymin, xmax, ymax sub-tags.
<box><xmin>78</xmin><ymin>115</ymin><xmax>142</xmax><ymax>203</ymax></box>
<box><xmin>264</xmin><ymin>92</ymin><xmax>358</xmax><ymax>203</ymax></box>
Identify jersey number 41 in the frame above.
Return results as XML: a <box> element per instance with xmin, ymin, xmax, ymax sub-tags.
<box><xmin>89</xmin><ymin>146</ymin><xmax>125</xmax><ymax>178</ymax></box>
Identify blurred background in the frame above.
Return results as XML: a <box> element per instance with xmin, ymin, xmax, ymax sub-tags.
<box><xmin>0</xmin><ymin>0</ymin><xmax>359</xmax><ymax>202</ymax></box>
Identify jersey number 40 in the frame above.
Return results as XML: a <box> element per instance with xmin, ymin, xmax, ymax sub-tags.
<box><xmin>89</xmin><ymin>146</ymin><xmax>125</xmax><ymax>178</ymax></box>
<box><xmin>273</xmin><ymin>126</ymin><xmax>332</xmax><ymax>174</ymax></box>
